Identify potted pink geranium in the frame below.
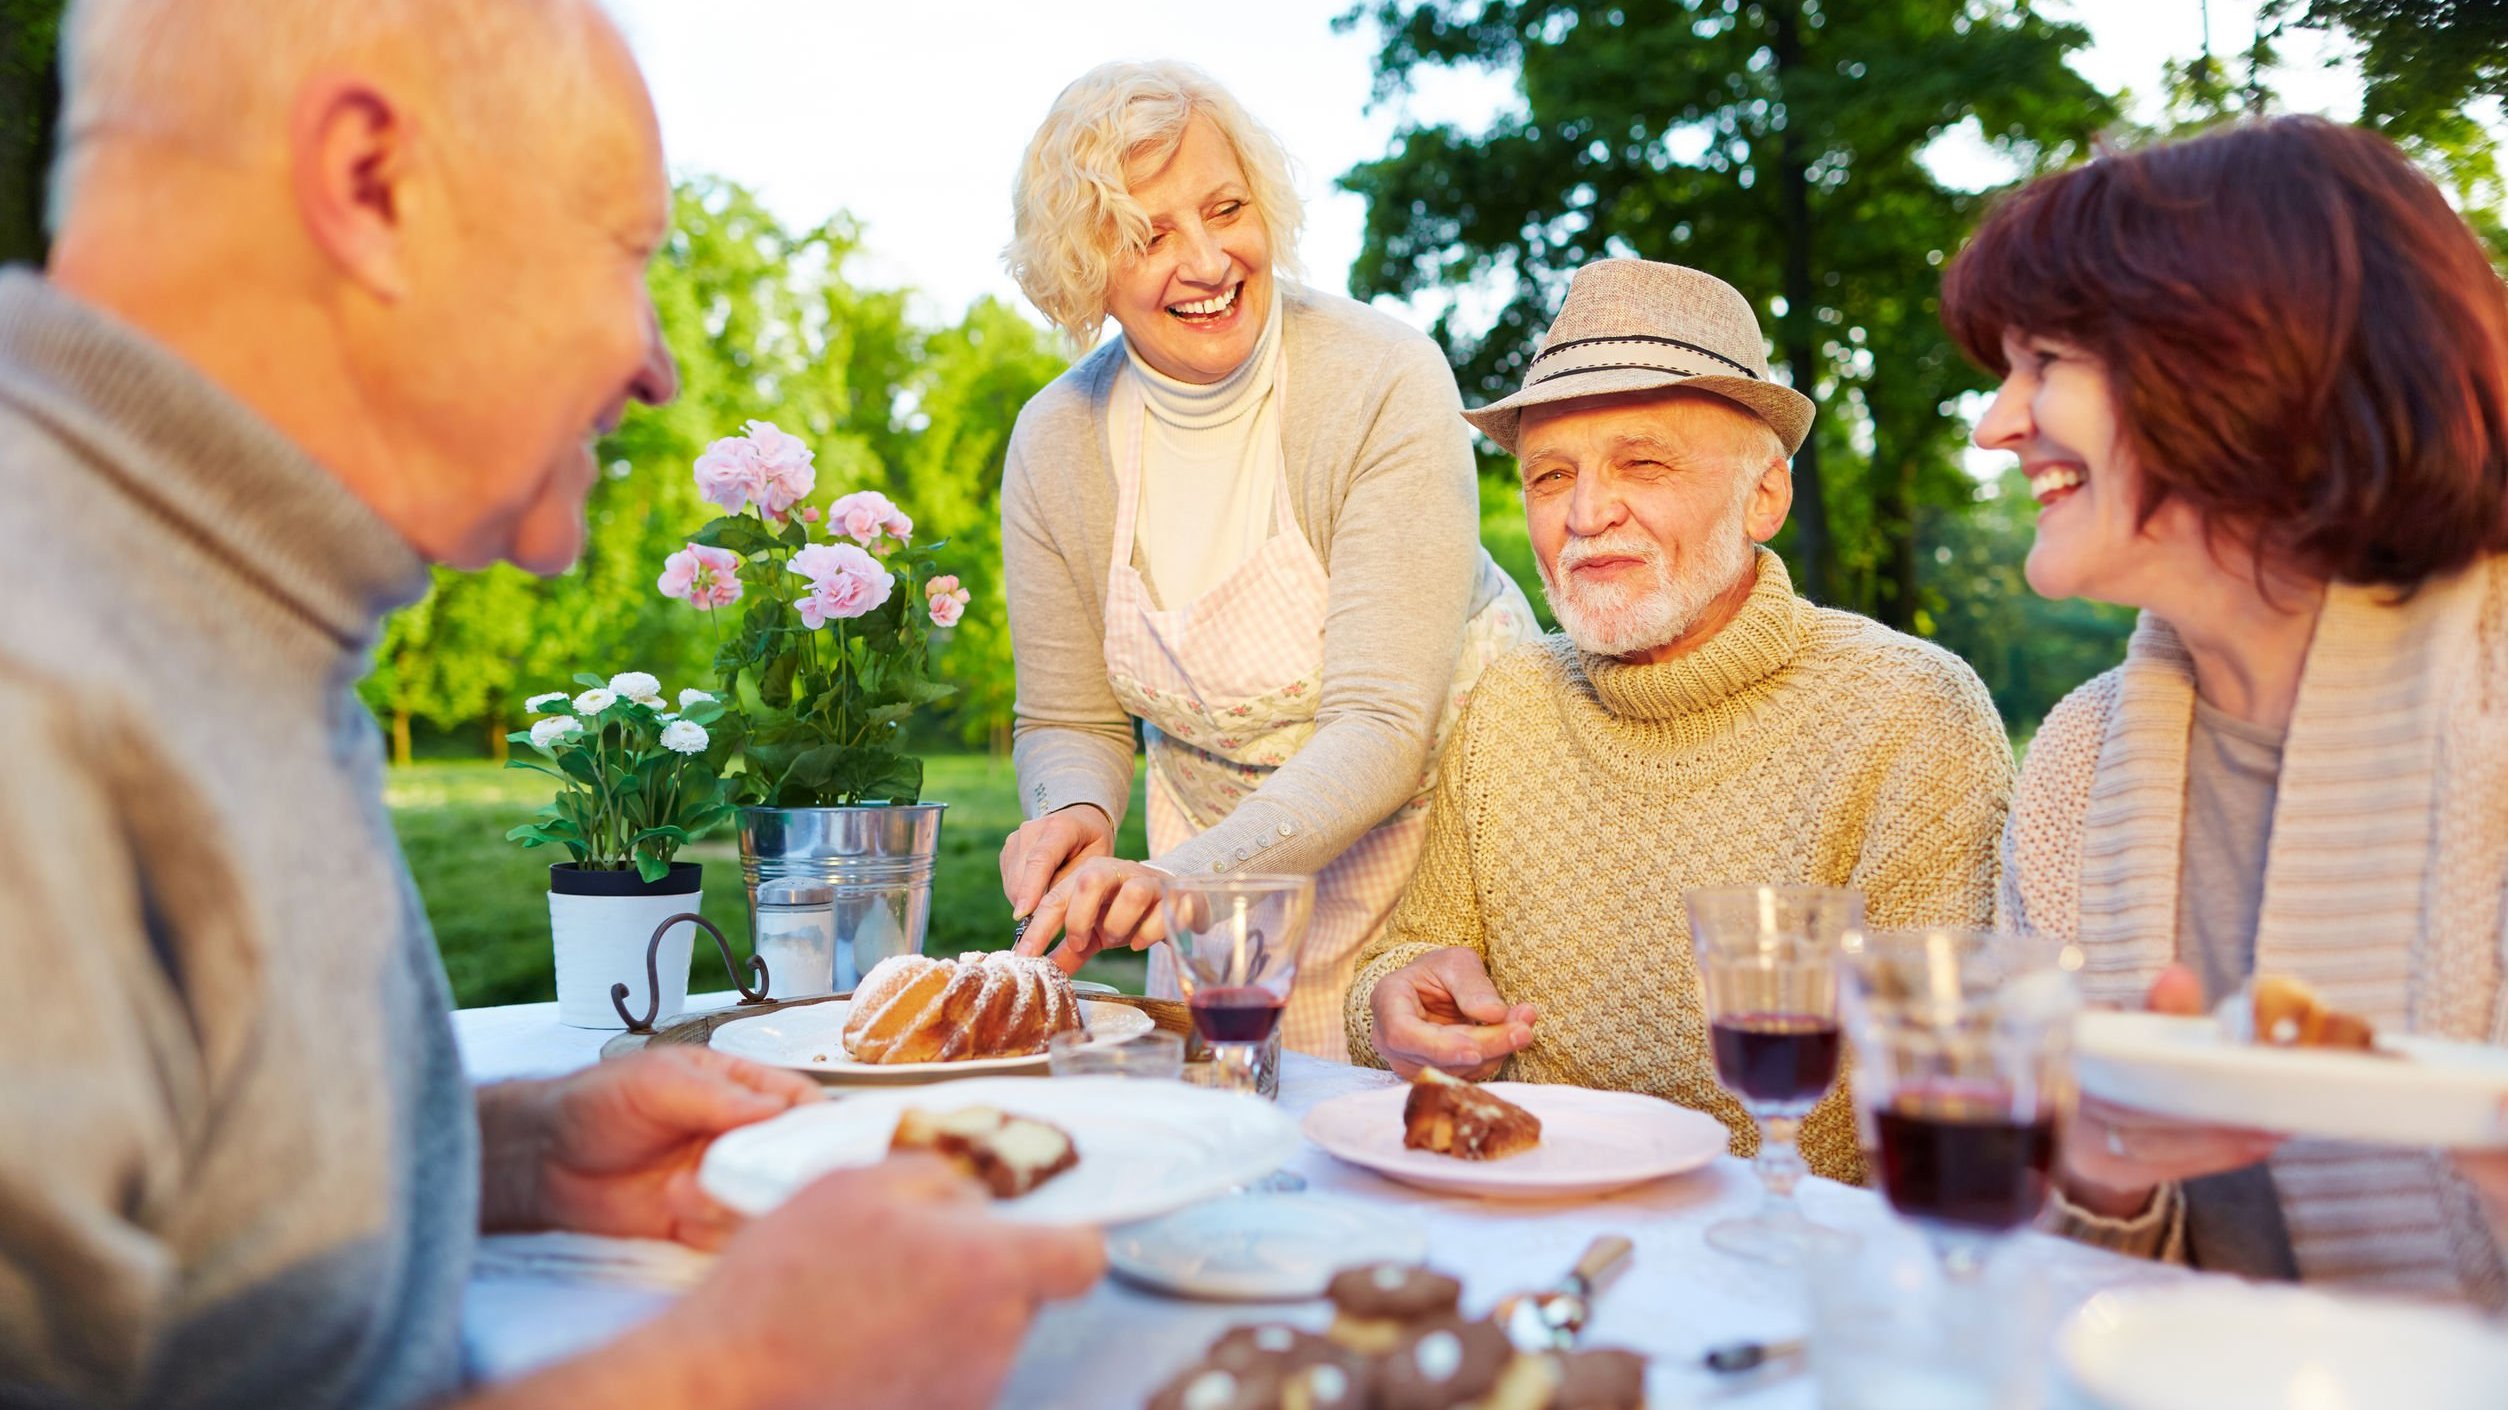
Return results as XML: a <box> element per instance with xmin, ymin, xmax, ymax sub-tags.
<box><xmin>657</xmin><ymin>420</ymin><xmax>970</xmax><ymax>975</ymax></box>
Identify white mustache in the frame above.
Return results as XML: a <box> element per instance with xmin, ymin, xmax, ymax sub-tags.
<box><xmin>1555</xmin><ymin>534</ymin><xmax>1667</xmax><ymax>578</ymax></box>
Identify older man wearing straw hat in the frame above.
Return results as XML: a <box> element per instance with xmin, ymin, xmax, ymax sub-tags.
<box><xmin>1342</xmin><ymin>260</ymin><xmax>2013</xmax><ymax>1182</ymax></box>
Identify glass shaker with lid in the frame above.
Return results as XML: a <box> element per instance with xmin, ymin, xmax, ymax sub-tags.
<box><xmin>752</xmin><ymin>879</ymin><xmax>838</xmax><ymax>999</ymax></box>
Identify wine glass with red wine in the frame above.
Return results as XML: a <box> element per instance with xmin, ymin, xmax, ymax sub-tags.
<box><xmin>1837</xmin><ymin>928</ymin><xmax>2079</xmax><ymax>1279</ymax></box>
<box><xmin>1684</xmin><ymin>885</ymin><xmax>1864</xmax><ymax>1265</ymax></box>
<box><xmin>1157</xmin><ymin>874</ymin><xmax>1316</xmax><ymax>1099</ymax></box>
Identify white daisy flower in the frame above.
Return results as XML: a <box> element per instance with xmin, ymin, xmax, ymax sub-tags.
<box><xmin>525</xmin><ymin>692</ymin><xmax>569</xmax><ymax>713</ymax></box>
<box><xmin>608</xmin><ymin>671</ymin><xmax>662</xmax><ymax>700</ymax></box>
<box><xmin>659</xmin><ymin>720</ymin><xmax>709</xmax><ymax>755</ymax></box>
<box><xmin>678</xmin><ymin>687</ymin><xmax>716</xmax><ymax>708</ymax></box>
<box><xmin>529</xmin><ymin>716</ymin><xmax>584</xmax><ymax>749</ymax></box>
<box><xmin>572</xmin><ymin>688</ymin><xmax>617</xmax><ymax>715</ymax></box>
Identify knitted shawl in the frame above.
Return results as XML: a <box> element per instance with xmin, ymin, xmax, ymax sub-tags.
<box><xmin>2001</xmin><ymin>558</ymin><xmax>2508</xmax><ymax>1308</ymax></box>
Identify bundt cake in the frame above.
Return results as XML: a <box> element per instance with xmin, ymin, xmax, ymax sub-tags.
<box><xmin>843</xmin><ymin>951</ymin><xmax>1086</xmax><ymax>1063</ymax></box>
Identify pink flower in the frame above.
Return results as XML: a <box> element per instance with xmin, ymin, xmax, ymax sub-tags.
<box><xmin>790</xmin><ymin>541</ymin><xmax>893</xmax><ymax>627</ymax></box>
<box><xmin>797</xmin><ymin>506</ymin><xmax>822</xmax><ymax>524</ymax></box>
<box><xmin>692</xmin><ymin>436</ymin><xmax>763</xmax><ymax>513</ymax></box>
<box><xmin>925</xmin><ymin>573</ymin><xmax>971</xmax><ymax>629</ymax></box>
<box><xmin>657</xmin><ymin>543</ymin><xmax>744</xmax><ymax>609</ymax></box>
<box><xmin>828</xmin><ymin>489</ymin><xmax>913</xmax><ymax>546</ymax></box>
<box><xmin>692</xmin><ymin>420</ymin><xmax>817</xmax><ymax>516</ymax></box>
<box><xmin>743</xmin><ymin>420</ymin><xmax>817</xmax><ymax>515</ymax></box>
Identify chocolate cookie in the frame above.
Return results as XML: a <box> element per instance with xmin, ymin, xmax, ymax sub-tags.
<box><xmin>1325</xmin><ymin>1263</ymin><xmax>1464</xmax><ymax>1321</ymax></box>
<box><xmin>1375</xmin><ymin>1315</ymin><xmax>1515</xmax><ymax>1410</ymax></box>
<box><xmin>1146</xmin><ymin>1363</ymin><xmax>1282</xmax><ymax>1410</ymax></box>
<box><xmin>1553</xmin><ymin>1348</ymin><xmax>1647</xmax><ymax>1410</ymax></box>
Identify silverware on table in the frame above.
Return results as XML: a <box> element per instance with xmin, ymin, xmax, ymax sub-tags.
<box><xmin>1493</xmin><ymin>1234</ymin><xmax>1635</xmax><ymax>1353</ymax></box>
<box><xmin>1701</xmin><ymin>1336</ymin><xmax>1806</xmax><ymax>1374</ymax></box>
<box><xmin>1010</xmin><ymin>913</ymin><xmax>1033</xmax><ymax>949</ymax></box>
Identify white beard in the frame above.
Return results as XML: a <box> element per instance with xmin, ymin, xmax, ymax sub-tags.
<box><xmin>1539</xmin><ymin>487</ymin><xmax>1757</xmax><ymax>659</ymax></box>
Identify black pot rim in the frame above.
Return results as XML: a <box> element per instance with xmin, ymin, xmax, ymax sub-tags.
<box><xmin>548</xmin><ymin>860</ymin><xmax>703</xmax><ymax>897</ymax></box>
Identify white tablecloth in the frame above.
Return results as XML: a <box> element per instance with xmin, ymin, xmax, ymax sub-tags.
<box><xmin>453</xmin><ymin>999</ymin><xmax>2165</xmax><ymax>1408</ymax></box>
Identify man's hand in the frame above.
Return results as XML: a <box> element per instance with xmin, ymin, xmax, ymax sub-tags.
<box><xmin>478</xmin><ymin>1047</ymin><xmax>820</xmax><ymax>1249</ymax></box>
<box><xmin>2056</xmin><ymin>964</ymin><xmax>2283</xmax><ymax>1218</ymax></box>
<box><xmin>1367</xmin><ymin>947</ymin><xmax>1537</xmax><ymax>1080</ymax></box>
<box><xmin>1014</xmin><ymin>856</ymin><xmax>1170</xmax><ymax>975</ymax></box>
<box><xmin>461</xmin><ymin>1158</ymin><xmax>1106</xmax><ymax>1410</ymax></box>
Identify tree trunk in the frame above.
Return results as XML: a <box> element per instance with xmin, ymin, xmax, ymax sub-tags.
<box><xmin>0</xmin><ymin>2</ymin><xmax>63</xmax><ymax>266</ymax></box>
<box><xmin>1873</xmin><ymin>451</ymin><xmax>1921</xmax><ymax>633</ymax></box>
<box><xmin>487</xmin><ymin>713</ymin><xmax>509</xmax><ymax>765</ymax></box>
<box><xmin>392</xmin><ymin>708</ymin><xmax>412</xmax><ymax>768</ymax></box>
<box><xmin>1770</xmin><ymin>0</ymin><xmax>1830</xmax><ymax>604</ymax></box>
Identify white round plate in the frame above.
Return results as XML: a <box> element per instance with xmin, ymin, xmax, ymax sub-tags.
<box><xmin>2076</xmin><ymin>1011</ymin><xmax>2508</xmax><ymax>1148</ymax></box>
<box><xmin>1071</xmin><ymin>980</ymin><xmax>1121</xmax><ymax>996</ymax></box>
<box><xmin>709</xmin><ymin>998</ymin><xmax>1154</xmax><ymax>1077</ymax></box>
<box><xmin>699</xmin><ymin>1076</ymin><xmax>1300</xmax><ymax>1226</ymax></box>
<box><xmin>1301</xmin><ymin>1082</ymin><xmax>1728</xmax><ymax>1199</ymax></box>
<box><xmin>1107</xmin><ymin>1194</ymin><xmax>1429</xmax><ymax>1301</ymax></box>
<box><xmin>2059</xmin><ymin>1282</ymin><xmax>2508</xmax><ymax>1410</ymax></box>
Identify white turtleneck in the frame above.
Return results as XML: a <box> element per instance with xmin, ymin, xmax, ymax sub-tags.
<box><xmin>1119</xmin><ymin>290</ymin><xmax>1285</xmax><ymax>607</ymax></box>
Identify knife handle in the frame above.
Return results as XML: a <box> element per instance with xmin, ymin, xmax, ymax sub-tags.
<box><xmin>1569</xmin><ymin>1235</ymin><xmax>1634</xmax><ymax>1295</ymax></box>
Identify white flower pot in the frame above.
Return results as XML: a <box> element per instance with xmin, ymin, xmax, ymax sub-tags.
<box><xmin>549</xmin><ymin>862</ymin><xmax>702</xmax><ymax>1029</ymax></box>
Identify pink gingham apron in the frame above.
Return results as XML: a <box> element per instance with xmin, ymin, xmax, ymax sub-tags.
<box><xmin>1102</xmin><ymin>344</ymin><xmax>1535</xmax><ymax>1058</ymax></box>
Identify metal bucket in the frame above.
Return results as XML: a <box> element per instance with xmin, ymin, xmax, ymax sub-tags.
<box><xmin>738</xmin><ymin>803</ymin><xmax>946</xmax><ymax>992</ymax></box>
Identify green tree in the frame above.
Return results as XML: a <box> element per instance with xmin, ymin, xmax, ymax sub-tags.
<box><xmin>1337</xmin><ymin>0</ymin><xmax>2115</xmax><ymax>629</ymax></box>
<box><xmin>899</xmin><ymin>296</ymin><xmax>1068</xmax><ymax>749</ymax></box>
<box><xmin>0</xmin><ymin>0</ymin><xmax>64</xmax><ymax>265</ymax></box>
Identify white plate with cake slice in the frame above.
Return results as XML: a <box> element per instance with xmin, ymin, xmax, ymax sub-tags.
<box><xmin>2075</xmin><ymin>1010</ymin><xmax>2508</xmax><ymax>1148</ymax></box>
<box><xmin>709</xmin><ymin>998</ymin><xmax>1156</xmax><ymax>1079</ymax></box>
<box><xmin>1301</xmin><ymin>1081</ymin><xmax>1729</xmax><ymax>1200</ymax></box>
<box><xmin>699</xmin><ymin>1076</ymin><xmax>1302</xmax><ymax>1226</ymax></box>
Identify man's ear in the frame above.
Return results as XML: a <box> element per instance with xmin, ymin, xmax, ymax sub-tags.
<box><xmin>289</xmin><ymin>76</ymin><xmax>414</xmax><ymax>301</ymax></box>
<box><xmin>1746</xmin><ymin>455</ymin><xmax>1794</xmax><ymax>543</ymax></box>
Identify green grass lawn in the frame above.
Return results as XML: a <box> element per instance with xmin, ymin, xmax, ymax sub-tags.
<box><xmin>390</xmin><ymin>755</ymin><xmax>1151</xmax><ymax>1008</ymax></box>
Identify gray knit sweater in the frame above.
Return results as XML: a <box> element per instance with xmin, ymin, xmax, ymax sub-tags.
<box><xmin>1003</xmin><ymin>284</ymin><xmax>1497</xmax><ymax>877</ymax></box>
<box><xmin>0</xmin><ymin>270</ymin><xmax>475</xmax><ymax>1409</ymax></box>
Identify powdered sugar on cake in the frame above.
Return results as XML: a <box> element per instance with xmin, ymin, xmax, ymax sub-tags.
<box><xmin>842</xmin><ymin>952</ymin><xmax>1086</xmax><ymax>1063</ymax></box>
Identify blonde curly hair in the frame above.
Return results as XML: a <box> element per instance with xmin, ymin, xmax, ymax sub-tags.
<box><xmin>1005</xmin><ymin>61</ymin><xmax>1305</xmax><ymax>347</ymax></box>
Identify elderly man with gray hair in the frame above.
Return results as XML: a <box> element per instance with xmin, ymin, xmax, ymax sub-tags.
<box><xmin>0</xmin><ymin>4</ymin><xmax>1097</xmax><ymax>1410</ymax></box>
<box><xmin>1345</xmin><ymin>260</ymin><xmax>2014</xmax><ymax>1187</ymax></box>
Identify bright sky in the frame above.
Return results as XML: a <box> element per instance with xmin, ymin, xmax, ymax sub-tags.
<box><xmin>605</xmin><ymin>0</ymin><xmax>2376</xmax><ymax>333</ymax></box>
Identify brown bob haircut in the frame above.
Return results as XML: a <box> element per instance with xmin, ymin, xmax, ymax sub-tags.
<box><xmin>1942</xmin><ymin>114</ymin><xmax>2508</xmax><ymax>591</ymax></box>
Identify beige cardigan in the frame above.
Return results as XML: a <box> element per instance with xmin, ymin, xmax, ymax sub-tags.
<box><xmin>2001</xmin><ymin>558</ymin><xmax>2508</xmax><ymax>1308</ymax></box>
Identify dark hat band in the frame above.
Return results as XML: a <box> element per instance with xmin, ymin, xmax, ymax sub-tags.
<box><xmin>1529</xmin><ymin>333</ymin><xmax>1762</xmax><ymax>381</ymax></box>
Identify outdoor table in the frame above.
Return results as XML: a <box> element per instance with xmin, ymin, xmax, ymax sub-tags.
<box><xmin>453</xmin><ymin>998</ymin><xmax>2170</xmax><ymax>1408</ymax></box>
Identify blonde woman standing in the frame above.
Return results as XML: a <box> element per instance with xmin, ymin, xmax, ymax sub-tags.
<box><xmin>1001</xmin><ymin>61</ymin><xmax>1533</xmax><ymax>1058</ymax></box>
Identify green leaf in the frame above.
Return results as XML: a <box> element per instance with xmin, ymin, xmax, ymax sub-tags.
<box><xmin>632</xmin><ymin>849</ymin><xmax>670</xmax><ymax>885</ymax></box>
<box><xmin>572</xmin><ymin>672</ymin><xmax>606</xmax><ymax>690</ymax></box>
<box><xmin>694</xmin><ymin>515</ymin><xmax>780</xmax><ymax>557</ymax></box>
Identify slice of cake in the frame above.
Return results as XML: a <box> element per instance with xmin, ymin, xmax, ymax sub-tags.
<box><xmin>2236</xmin><ymin>974</ymin><xmax>2380</xmax><ymax>1052</ymax></box>
<box><xmin>1402</xmin><ymin>1068</ymin><xmax>1543</xmax><ymax>1161</ymax></box>
<box><xmin>889</xmin><ymin>1105</ymin><xmax>1079</xmax><ymax>1199</ymax></box>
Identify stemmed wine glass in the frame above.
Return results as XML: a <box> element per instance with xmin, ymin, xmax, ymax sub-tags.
<box><xmin>1157</xmin><ymin>874</ymin><xmax>1315</xmax><ymax>1099</ymax></box>
<box><xmin>1685</xmin><ymin>885</ymin><xmax>1863</xmax><ymax>1265</ymax></box>
<box><xmin>1836</xmin><ymin>928</ymin><xmax>2079</xmax><ymax>1279</ymax></box>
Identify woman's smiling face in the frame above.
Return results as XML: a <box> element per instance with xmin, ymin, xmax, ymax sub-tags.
<box><xmin>1972</xmin><ymin>330</ymin><xmax>2211</xmax><ymax>607</ymax></box>
<box><xmin>1102</xmin><ymin>114</ymin><xmax>1273</xmax><ymax>384</ymax></box>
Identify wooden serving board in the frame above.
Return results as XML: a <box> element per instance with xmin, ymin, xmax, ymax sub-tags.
<box><xmin>598</xmin><ymin>989</ymin><xmax>1199</xmax><ymax>1087</ymax></box>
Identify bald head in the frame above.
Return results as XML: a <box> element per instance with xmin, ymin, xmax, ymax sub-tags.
<box><xmin>46</xmin><ymin>0</ymin><xmax>676</xmax><ymax>574</ymax></box>
<box><xmin>53</xmin><ymin>0</ymin><xmax>614</xmax><ymax>223</ymax></box>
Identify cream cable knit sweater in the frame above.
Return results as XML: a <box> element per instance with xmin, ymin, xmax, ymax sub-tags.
<box><xmin>2002</xmin><ymin>560</ymin><xmax>2508</xmax><ymax>1309</ymax></box>
<box><xmin>1344</xmin><ymin>551</ymin><xmax>2014</xmax><ymax>1182</ymax></box>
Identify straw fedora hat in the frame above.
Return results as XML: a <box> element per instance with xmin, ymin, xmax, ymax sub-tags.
<box><xmin>1462</xmin><ymin>259</ymin><xmax>1814</xmax><ymax>458</ymax></box>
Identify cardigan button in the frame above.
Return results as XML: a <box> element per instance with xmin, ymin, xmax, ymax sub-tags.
<box><xmin>1276</xmin><ymin>823</ymin><xmax>1294</xmax><ymax>837</ymax></box>
<box><xmin>1210</xmin><ymin>861</ymin><xmax>1227</xmax><ymax>873</ymax></box>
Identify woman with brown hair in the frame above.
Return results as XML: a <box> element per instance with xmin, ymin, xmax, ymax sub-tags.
<box><xmin>1945</xmin><ymin>114</ymin><xmax>2508</xmax><ymax>1306</ymax></box>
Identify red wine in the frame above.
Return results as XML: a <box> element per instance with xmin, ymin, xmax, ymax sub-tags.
<box><xmin>1875</xmin><ymin>1096</ymin><xmax>2058</xmax><ymax>1233</ymax></box>
<box><xmin>1710</xmin><ymin>1014</ymin><xmax>1841</xmax><ymax>1106</ymax></box>
<box><xmin>1191</xmin><ymin>986</ymin><xmax>1284</xmax><ymax>1043</ymax></box>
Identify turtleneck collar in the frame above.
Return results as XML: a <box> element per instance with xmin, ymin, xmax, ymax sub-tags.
<box><xmin>1579</xmin><ymin>548</ymin><xmax>1812</xmax><ymax>720</ymax></box>
<box><xmin>1122</xmin><ymin>283</ymin><xmax>1283</xmax><ymax>431</ymax></box>
<box><xmin>0</xmin><ymin>269</ymin><xmax>430</xmax><ymax>651</ymax></box>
